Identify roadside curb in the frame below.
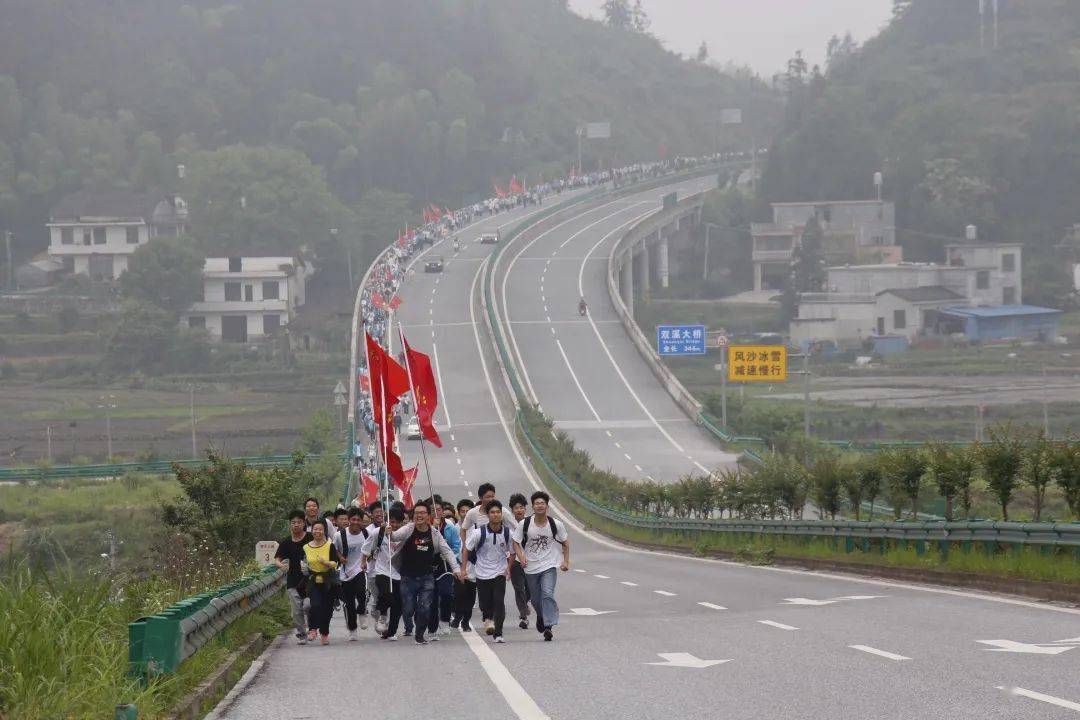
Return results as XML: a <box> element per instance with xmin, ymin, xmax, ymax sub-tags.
<box><xmin>607</xmin><ymin>534</ymin><xmax>1080</xmax><ymax>607</ymax></box>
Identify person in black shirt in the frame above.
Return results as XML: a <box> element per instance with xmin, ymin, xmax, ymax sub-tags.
<box><xmin>274</xmin><ymin>510</ymin><xmax>313</xmax><ymax>645</ymax></box>
<box><xmin>389</xmin><ymin>501</ymin><xmax>462</xmax><ymax>645</ymax></box>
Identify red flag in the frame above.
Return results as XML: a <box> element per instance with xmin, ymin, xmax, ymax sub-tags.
<box><xmin>384</xmin><ymin>267</ymin><xmax>393</xmax><ymax>282</ymax></box>
<box><xmin>366</xmin><ymin>330</ymin><xmax>410</xmax><ymax>487</ymax></box>
<box><xmin>422</xmin><ymin>206</ymin><xmax>434</xmax><ymax>223</ymax></box>
<box><xmin>396</xmin><ymin>232</ymin><xmax>406</xmax><ymax>248</ymax></box>
<box><xmin>444</xmin><ymin>206</ymin><xmax>453</xmax><ymax>217</ymax></box>
<box><xmin>429</xmin><ymin>204</ymin><xmax>444</xmax><ymax>220</ymax></box>
<box><xmin>359</xmin><ymin>372</ymin><xmax>370</xmax><ymax>393</ymax></box>
<box><xmin>402</xmin><ymin>336</ymin><xmax>443</xmax><ymax>448</ymax></box>
<box><xmin>494</xmin><ymin>183</ymin><xmax>508</xmax><ymax>199</ymax></box>
<box><xmin>394</xmin><ymin>464</ymin><xmax>419</xmax><ymax>509</ymax></box>
<box><xmin>372</xmin><ymin>292</ymin><xmax>386</xmax><ymax>310</ymax></box>
<box><xmin>510</xmin><ymin>176</ymin><xmax>523</xmax><ymax>194</ymax></box>
<box><xmin>359</xmin><ymin>473</ymin><xmax>380</xmax><ymax>506</ymax></box>
<box><xmin>389</xmin><ymin>294</ymin><xmax>402</xmax><ymax>310</ymax></box>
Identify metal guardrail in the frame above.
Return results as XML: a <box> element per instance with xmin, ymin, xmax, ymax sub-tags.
<box><xmin>128</xmin><ymin>565</ymin><xmax>285</xmax><ymax>679</ymax></box>
<box><xmin>0</xmin><ymin>453</ymin><xmax>342</xmax><ymax>483</ymax></box>
<box><xmin>480</xmin><ymin>169</ymin><xmax>1080</xmax><ymax>557</ymax></box>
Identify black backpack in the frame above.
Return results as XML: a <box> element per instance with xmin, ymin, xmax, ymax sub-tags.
<box><xmin>338</xmin><ymin>526</ymin><xmax>368</xmax><ymax>560</ymax></box>
<box><xmin>468</xmin><ymin>524</ymin><xmax>510</xmax><ymax>564</ymax></box>
<box><xmin>521</xmin><ymin>516</ymin><xmax>563</xmax><ymax>546</ymax></box>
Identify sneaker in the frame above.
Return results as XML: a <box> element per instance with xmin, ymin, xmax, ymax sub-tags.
<box><xmin>543</xmin><ymin>629</ymin><xmax>553</xmax><ymax>642</ymax></box>
<box><xmin>483</xmin><ymin>619</ymin><xmax>495</xmax><ymax>636</ymax></box>
<box><xmin>460</xmin><ymin>619</ymin><xmax>472</xmax><ymax>632</ymax></box>
<box><xmin>449</xmin><ymin>617</ymin><xmax>461</xmax><ymax>629</ymax></box>
<box><xmin>415</xmin><ymin>636</ymin><xmax>429</xmax><ymax>645</ymax></box>
<box><xmin>359</xmin><ymin>617</ymin><xmax>369</xmax><ymax>631</ymax></box>
<box><xmin>494</xmin><ymin>636</ymin><xmax>506</xmax><ymax>644</ymax></box>
<box><xmin>348</xmin><ymin>630</ymin><xmax>358</xmax><ymax>642</ymax></box>
<box><xmin>518</xmin><ymin>619</ymin><xmax>529</xmax><ymax>630</ymax></box>
<box><xmin>439</xmin><ymin>626</ymin><xmax>451</xmax><ymax>637</ymax></box>
<box><xmin>308</xmin><ymin>629</ymin><xmax>318</xmax><ymax>642</ymax></box>
<box><xmin>430</xmin><ymin>633</ymin><xmax>440</xmax><ymax>642</ymax></box>
<box><xmin>375</xmin><ymin>618</ymin><xmax>388</xmax><ymax>635</ymax></box>
<box><xmin>381</xmin><ymin>632</ymin><xmax>398</xmax><ymax>641</ymax></box>
<box><xmin>320</xmin><ymin>635</ymin><xmax>330</xmax><ymax>646</ymax></box>
<box><xmin>296</xmin><ymin>635</ymin><xmax>308</xmax><ymax>646</ymax></box>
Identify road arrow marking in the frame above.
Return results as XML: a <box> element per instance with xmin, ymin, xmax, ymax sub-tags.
<box><xmin>837</xmin><ymin>595</ymin><xmax>884</xmax><ymax>601</ymax></box>
<box><xmin>1052</xmin><ymin>637</ymin><xmax>1080</xmax><ymax>644</ymax></box>
<box><xmin>978</xmin><ymin>639</ymin><xmax>1076</xmax><ymax>655</ymax></box>
<box><xmin>849</xmin><ymin>645</ymin><xmax>911</xmax><ymax>661</ymax></box>
<box><xmin>999</xmin><ymin>686</ymin><xmax>1080</xmax><ymax>712</ymax></box>
<box><xmin>566</xmin><ymin>608</ymin><xmax>616</xmax><ymax>616</ymax></box>
<box><xmin>646</xmin><ymin>653</ymin><xmax>730</xmax><ymax>669</ymax></box>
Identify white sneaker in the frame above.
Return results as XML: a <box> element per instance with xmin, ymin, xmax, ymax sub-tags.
<box><xmin>375</xmin><ymin>618</ymin><xmax>388</xmax><ymax>634</ymax></box>
<box><xmin>439</xmin><ymin>626</ymin><xmax>451</xmax><ymax>637</ymax></box>
<box><xmin>430</xmin><ymin>633</ymin><xmax>440</xmax><ymax>642</ymax></box>
<box><xmin>360</xmin><ymin>617</ymin><xmax>369</xmax><ymax>630</ymax></box>
<box><xmin>494</xmin><ymin>636</ymin><xmax>506</xmax><ymax>643</ymax></box>
<box><xmin>348</xmin><ymin>630</ymin><xmax>358</xmax><ymax>642</ymax></box>
<box><xmin>296</xmin><ymin>635</ymin><xmax>308</xmax><ymax>645</ymax></box>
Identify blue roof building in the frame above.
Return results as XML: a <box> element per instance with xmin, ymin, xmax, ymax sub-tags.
<box><xmin>938</xmin><ymin>305</ymin><xmax>1062</xmax><ymax>342</ymax></box>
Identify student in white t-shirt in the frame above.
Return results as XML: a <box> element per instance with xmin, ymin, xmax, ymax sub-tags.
<box><xmin>512</xmin><ymin>491</ymin><xmax>570</xmax><ymax>642</ymax></box>
<box><xmin>335</xmin><ymin>507</ymin><xmax>370</xmax><ymax>640</ymax></box>
<box><xmin>464</xmin><ymin>500</ymin><xmax>514</xmax><ymax>642</ymax></box>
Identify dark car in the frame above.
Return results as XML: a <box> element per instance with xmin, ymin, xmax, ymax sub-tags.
<box><xmin>424</xmin><ymin>255</ymin><xmax>444</xmax><ymax>273</ymax></box>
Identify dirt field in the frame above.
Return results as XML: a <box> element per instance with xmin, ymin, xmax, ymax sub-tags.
<box><xmin>0</xmin><ymin>384</ymin><xmax>332</xmax><ymax>466</ymax></box>
<box><xmin>765</xmin><ymin>374</ymin><xmax>1080</xmax><ymax>408</ymax></box>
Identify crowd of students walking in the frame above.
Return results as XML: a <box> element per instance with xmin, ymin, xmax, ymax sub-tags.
<box><xmin>275</xmin><ymin>484</ymin><xmax>570</xmax><ymax>646</ymax></box>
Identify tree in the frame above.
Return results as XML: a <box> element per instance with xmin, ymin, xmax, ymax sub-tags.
<box><xmin>1050</xmin><ymin>440</ymin><xmax>1080</xmax><ymax>520</ymax></box>
<box><xmin>103</xmin><ymin>302</ymin><xmax>177</xmax><ymax>374</ymax></box>
<box><xmin>185</xmin><ymin>145</ymin><xmax>346</xmax><ymax>258</ymax></box>
<box><xmin>781</xmin><ymin>216</ymin><xmax>826</xmax><ymax>319</ymax></box>
<box><xmin>119</xmin><ymin>237</ymin><xmax>205</xmax><ymax>315</ymax></box>
<box><xmin>882</xmin><ymin>448</ymin><xmax>927</xmax><ymax>519</ymax></box>
<box><xmin>811</xmin><ymin>456</ymin><xmax>843</xmax><ymax>519</ymax></box>
<box><xmin>853</xmin><ymin>456</ymin><xmax>883</xmax><ymax>520</ymax></box>
<box><xmin>1019</xmin><ymin>432</ymin><xmax>1056</xmax><ymax>522</ymax></box>
<box><xmin>601</xmin><ymin>0</ymin><xmax>648</xmax><ymax>32</ymax></box>
<box><xmin>980</xmin><ymin>428</ymin><xmax>1023</xmax><ymax>521</ymax></box>
<box><xmin>927</xmin><ymin>443</ymin><xmax>977</xmax><ymax>521</ymax></box>
<box><xmin>696</xmin><ymin>42</ymin><xmax>709</xmax><ymax>63</ymax></box>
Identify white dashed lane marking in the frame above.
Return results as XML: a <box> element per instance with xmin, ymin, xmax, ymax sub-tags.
<box><xmin>758</xmin><ymin>620</ymin><xmax>798</xmax><ymax>631</ymax></box>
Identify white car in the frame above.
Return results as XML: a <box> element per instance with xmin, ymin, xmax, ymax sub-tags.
<box><xmin>406</xmin><ymin>419</ymin><xmax>421</xmax><ymax>439</ymax></box>
<box><xmin>479</xmin><ymin>231</ymin><xmax>500</xmax><ymax>245</ymax></box>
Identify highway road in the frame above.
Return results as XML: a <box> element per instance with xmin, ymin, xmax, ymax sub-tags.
<box><xmin>218</xmin><ymin>178</ymin><xmax>1080</xmax><ymax>720</ymax></box>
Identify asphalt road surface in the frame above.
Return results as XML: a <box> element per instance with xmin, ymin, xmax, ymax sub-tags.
<box><xmin>218</xmin><ymin>180</ymin><xmax>1080</xmax><ymax>720</ymax></box>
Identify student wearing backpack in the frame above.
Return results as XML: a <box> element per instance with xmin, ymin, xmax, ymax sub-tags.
<box><xmin>389</xmin><ymin>500</ymin><xmax>464</xmax><ymax>645</ymax></box>
<box><xmin>361</xmin><ymin>504</ymin><xmax>405</xmax><ymax>639</ymax></box>
<box><xmin>463</xmin><ymin>500</ymin><xmax>514</xmax><ymax>643</ymax></box>
<box><xmin>335</xmin><ymin>507</ymin><xmax>370</xmax><ymax>641</ymax></box>
<box><xmin>512</xmin><ymin>491</ymin><xmax>570</xmax><ymax>642</ymax></box>
<box><xmin>507</xmin><ymin>493</ymin><xmax>531</xmax><ymax>629</ymax></box>
<box><xmin>451</xmin><ymin>498</ymin><xmax>477</xmax><ymax>631</ymax></box>
<box><xmin>363</xmin><ymin>502</ymin><xmax>385</xmax><ymax>629</ymax></box>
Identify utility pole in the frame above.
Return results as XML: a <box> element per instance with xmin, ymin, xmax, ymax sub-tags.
<box><xmin>802</xmin><ymin>353</ymin><xmax>811</xmax><ymax>441</ymax></box>
<box><xmin>98</xmin><ymin>394</ymin><xmax>116</xmax><ymax>461</ymax></box>
<box><xmin>4</xmin><ymin>230</ymin><xmax>12</xmax><ymax>290</ymax></box>
<box><xmin>1042</xmin><ymin>366</ymin><xmax>1050</xmax><ymax>436</ymax></box>
<box><xmin>189</xmin><ymin>384</ymin><xmax>197</xmax><ymax>459</ymax></box>
<box><xmin>46</xmin><ymin>425</ymin><xmax>52</xmax><ymax>463</ymax></box>
<box><xmin>577</xmin><ymin>125</ymin><xmax>584</xmax><ymax>177</ymax></box>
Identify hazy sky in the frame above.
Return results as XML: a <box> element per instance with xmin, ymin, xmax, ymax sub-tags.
<box><xmin>568</xmin><ymin>0</ymin><xmax>894</xmax><ymax>75</ymax></box>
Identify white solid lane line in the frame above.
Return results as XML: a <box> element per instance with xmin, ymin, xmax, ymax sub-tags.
<box><xmin>432</xmin><ymin>341</ymin><xmax>452</xmax><ymax>428</ymax></box>
<box><xmin>757</xmin><ymin>620</ymin><xmax>798</xmax><ymax>631</ymax></box>
<box><xmin>654</xmin><ymin>590</ymin><xmax>677</xmax><ymax>597</ymax></box>
<box><xmin>1000</xmin><ymin>687</ymin><xmax>1080</xmax><ymax>713</ymax></box>
<box><xmin>459</xmin><ymin>628</ymin><xmax>551</xmax><ymax>720</ymax></box>
<box><xmin>848</xmin><ymin>645</ymin><xmax>911</xmax><ymax>661</ymax></box>
<box><xmin>698</xmin><ymin>602</ymin><xmax>727</xmax><ymax>610</ymax></box>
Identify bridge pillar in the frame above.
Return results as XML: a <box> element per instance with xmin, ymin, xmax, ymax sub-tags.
<box><xmin>658</xmin><ymin>235</ymin><xmax>669</xmax><ymax>289</ymax></box>
<box><xmin>639</xmin><ymin>239</ymin><xmax>651</xmax><ymax>294</ymax></box>
<box><xmin>621</xmin><ymin>254</ymin><xmax>634</xmax><ymax>316</ymax></box>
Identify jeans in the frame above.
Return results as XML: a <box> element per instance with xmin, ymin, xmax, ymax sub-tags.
<box><xmin>307</xmin><ymin>580</ymin><xmax>334</xmax><ymax>636</ymax></box>
<box><xmin>427</xmin><ymin>573</ymin><xmax>454</xmax><ymax>633</ymax></box>
<box><xmin>509</xmin><ymin>562</ymin><xmax>530</xmax><ymax>619</ymax></box>
<box><xmin>476</xmin><ymin>576</ymin><xmax>507</xmax><ymax>637</ymax></box>
<box><xmin>286</xmin><ymin>587</ymin><xmax>306</xmax><ymax>637</ymax></box>
<box><xmin>525</xmin><ymin>567</ymin><xmax>559</xmax><ymax>630</ymax></box>
<box><xmin>453</xmin><ymin>578</ymin><xmax>476</xmax><ymax>624</ymax></box>
<box><xmin>340</xmin><ymin>574</ymin><xmax>366</xmax><ymax>631</ymax></box>
<box><xmin>376</xmin><ymin>575</ymin><xmax>402</xmax><ymax>635</ymax></box>
<box><xmin>400</xmin><ymin>573</ymin><xmax>435</xmax><ymax>641</ymax></box>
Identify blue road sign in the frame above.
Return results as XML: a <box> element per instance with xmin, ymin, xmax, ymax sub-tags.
<box><xmin>657</xmin><ymin>324</ymin><xmax>707</xmax><ymax>356</ymax></box>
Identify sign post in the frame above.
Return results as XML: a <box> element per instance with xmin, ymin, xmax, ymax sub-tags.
<box><xmin>716</xmin><ymin>334</ymin><xmax>729</xmax><ymax>428</ymax></box>
<box><xmin>657</xmin><ymin>325</ymin><xmax>707</xmax><ymax>356</ymax></box>
<box><xmin>255</xmin><ymin>541</ymin><xmax>279</xmax><ymax>567</ymax></box>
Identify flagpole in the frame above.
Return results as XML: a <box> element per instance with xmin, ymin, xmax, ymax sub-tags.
<box><xmin>398</xmin><ymin>323</ymin><xmax>439</xmax><ymax>513</ymax></box>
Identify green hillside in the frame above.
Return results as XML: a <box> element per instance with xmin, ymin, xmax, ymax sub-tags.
<box><xmin>0</xmin><ymin>0</ymin><xmax>775</xmax><ymax>265</ymax></box>
<box><xmin>760</xmin><ymin>0</ymin><xmax>1080</xmax><ymax>304</ymax></box>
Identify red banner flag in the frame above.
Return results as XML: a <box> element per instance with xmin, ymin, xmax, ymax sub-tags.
<box><xmin>396</xmin><ymin>231</ymin><xmax>406</xmax><ymax>247</ymax></box>
<box><xmin>394</xmin><ymin>464</ymin><xmax>419</xmax><ymax>509</ymax></box>
<box><xmin>359</xmin><ymin>372</ymin><xmax>370</xmax><ymax>393</ymax></box>
<box><xmin>372</xmin><ymin>292</ymin><xmax>386</xmax><ymax>310</ymax></box>
<box><xmin>509</xmin><ymin>176</ymin><xmax>523</xmax><ymax>194</ymax></box>
<box><xmin>494</xmin><ymin>183</ymin><xmax>508</xmax><ymax>199</ymax></box>
<box><xmin>359</xmin><ymin>472</ymin><xmax>380</xmax><ymax>506</ymax></box>
<box><xmin>389</xmin><ymin>294</ymin><xmax>402</xmax><ymax>310</ymax></box>
<box><xmin>365</xmin><ymin>330</ymin><xmax>410</xmax><ymax>488</ymax></box>
<box><xmin>402</xmin><ymin>335</ymin><xmax>442</xmax><ymax>448</ymax></box>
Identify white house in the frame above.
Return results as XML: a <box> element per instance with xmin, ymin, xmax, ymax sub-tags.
<box><xmin>181</xmin><ymin>256</ymin><xmax>311</xmax><ymax>342</ymax></box>
<box><xmin>945</xmin><ymin>243</ymin><xmax>1022</xmax><ymax>305</ymax></box>
<box><xmin>46</xmin><ymin>190</ymin><xmax>188</xmax><ymax>280</ymax></box>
